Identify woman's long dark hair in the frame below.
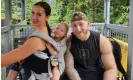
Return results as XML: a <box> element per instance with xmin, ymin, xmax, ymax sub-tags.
<box><xmin>34</xmin><ymin>1</ymin><xmax>51</xmax><ymax>36</ymax></box>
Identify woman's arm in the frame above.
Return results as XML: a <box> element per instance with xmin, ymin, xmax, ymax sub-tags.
<box><xmin>1</xmin><ymin>37</ymin><xmax>46</xmax><ymax>67</ymax></box>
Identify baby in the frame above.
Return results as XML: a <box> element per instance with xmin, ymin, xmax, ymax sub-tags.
<box><xmin>46</xmin><ymin>22</ymin><xmax>69</xmax><ymax>80</ymax></box>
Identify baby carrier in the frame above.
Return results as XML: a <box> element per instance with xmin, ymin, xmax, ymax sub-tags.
<box><xmin>12</xmin><ymin>31</ymin><xmax>66</xmax><ymax>80</ymax></box>
<box><xmin>28</xmin><ymin>31</ymin><xmax>66</xmax><ymax>80</ymax></box>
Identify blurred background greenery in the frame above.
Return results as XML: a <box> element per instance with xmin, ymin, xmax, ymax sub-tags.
<box><xmin>1</xmin><ymin>0</ymin><xmax>129</xmax><ymax>26</ymax></box>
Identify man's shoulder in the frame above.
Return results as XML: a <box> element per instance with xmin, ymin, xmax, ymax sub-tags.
<box><xmin>66</xmin><ymin>34</ymin><xmax>72</xmax><ymax>49</ymax></box>
<box><xmin>67</xmin><ymin>34</ymin><xmax>72</xmax><ymax>41</ymax></box>
<box><xmin>90</xmin><ymin>30</ymin><xmax>100</xmax><ymax>36</ymax></box>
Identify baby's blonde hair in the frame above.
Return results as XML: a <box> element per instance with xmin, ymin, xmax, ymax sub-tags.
<box><xmin>58</xmin><ymin>22</ymin><xmax>69</xmax><ymax>35</ymax></box>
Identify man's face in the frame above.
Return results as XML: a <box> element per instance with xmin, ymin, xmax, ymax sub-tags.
<box><xmin>71</xmin><ymin>20</ymin><xmax>89</xmax><ymax>40</ymax></box>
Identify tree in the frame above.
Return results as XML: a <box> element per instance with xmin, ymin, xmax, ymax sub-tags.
<box><xmin>1</xmin><ymin>0</ymin><xmax>5</xmax><ymax>19</ymax></box>
<box><xmin>110</xmin><ymin>0</ymin><xmax>129</xmax><ymax>26</ymax></box>
<box><xmin>1</xmin><ymin>0</ymin><xmax>129</xmax><ymax>26</ymax></box>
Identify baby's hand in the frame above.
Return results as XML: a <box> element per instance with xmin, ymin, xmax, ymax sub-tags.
<box><xmin>46</xmin><ymin>42</ymin><xmax>57</xmax><ymax>56</ymax></box>
<box><xmin>46</xmin><ymin>42</ymin><xmax>51</xmax><ymax>49</ymax></box>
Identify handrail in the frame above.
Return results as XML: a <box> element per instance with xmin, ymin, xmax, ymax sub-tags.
<box><xmin>106</xmin><ymin>24</ymin><xmax>128</xmax><ymax>34</ymax></box>
<box><xmin>1</xmin><ymin>26</ymin><xmax>11</xmax><ymax>34</ymax></box>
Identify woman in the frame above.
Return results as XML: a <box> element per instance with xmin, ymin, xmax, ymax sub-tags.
<box><xmin>2</xmin><ymin>1</ymin><xmax>58</xmax><ymax>80</ymax></box>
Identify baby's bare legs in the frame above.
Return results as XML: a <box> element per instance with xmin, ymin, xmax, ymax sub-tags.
<box><xmin>7</xmin><ymin>70</ymin><xmax>19</xmax><ymax>80</ymax></box>
<box><xmin>51</xmin><ymin>66</ymin><xmax>60</xmax><ymax>80</ymax></box>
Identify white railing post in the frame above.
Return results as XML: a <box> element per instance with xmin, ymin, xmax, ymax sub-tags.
<box><xmin>127</xmin><ymin>0</ymin><xmax>133</xmax><ymax>80</ymax></box>
<box><xmin>5</xmin><ymin>0</ymin><xmax>12</xmax><ymax>52</ymax></box>
<box><xmin>21</xmin><ymin>0</ymin><xmax>26</xmax><ymax>20</ymax></box>
<box><xmin>104</xmin><ymin>0</ymin><xmax>110</xmax><ymax>24</ymax></box>
<box><xmin>103</xmin><ymin>0</ymin><xmax>111</xmax><ymax>36</ymax></box>
<box><xmin>5</xmin><ymin>0</ymin><xmax>11</xmax><ymax>25</ymax></box>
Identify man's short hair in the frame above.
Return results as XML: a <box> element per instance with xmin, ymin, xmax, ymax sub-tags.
<box><xmin>71</xmin><ymin>12</ymin><xmax>88</xmax><ymax>23</ymax></box>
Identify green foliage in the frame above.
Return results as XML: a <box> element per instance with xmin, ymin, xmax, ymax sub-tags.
<box><xmin>49</xmin><ymin>0</ymin><xmax>129</xmax><ymax>26</ymax></box>
<box><xmin>1</xmin><ymin>0</ymin><xmax>129</xmax><ymax>26</ymax></box>
<box><xmin>110</xmin><ymin>0</ymin><xmax>129</xmax><ymax>26</ymax></box>
<box><xmin>1</xmin><ymin>0</ymin><xmax>5</xmax><ymax>19</ymax></box>
<box><xmin>1</xmin><ymin>0</ymin><xmax>5</xmax><ymax>13</ymax></box>
<box><xmin>11</xmin><ymin>0</ymin><xmax>22</xmax><ymax>22</ymax></box>
<box><xmin>1</xmin><ymin>13</ymin><xmax>5</xmax><ymax>19</ymax></box>
<box><xmin>49</xmin><ymin>0</ymin><xmax>105</xmax><ymax>23</ymax></box>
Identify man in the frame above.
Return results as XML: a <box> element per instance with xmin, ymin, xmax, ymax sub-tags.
<box><xmin>62</xmin><ymin>12</ymin><xmax>117</xmax><ymax>80</ymax></box>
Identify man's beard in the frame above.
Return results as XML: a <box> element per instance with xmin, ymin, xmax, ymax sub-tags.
<box><xmin>75</xmin><ymin>30</ymin><xmax>89</xmax><ymax>41</ymax></box>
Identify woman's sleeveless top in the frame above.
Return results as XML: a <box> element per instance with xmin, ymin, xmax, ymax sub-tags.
<box><xmin>23</xmin><ymin>48</ymin><xmax>51</xmax><ymax>78</ymax></box>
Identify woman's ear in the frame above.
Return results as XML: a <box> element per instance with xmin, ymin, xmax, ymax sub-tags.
<box><xmin>46</xmin><ymin>15</ymin><xmax>50</xmax><ymax>21</ymax></box>
<box><xmin>88</xmin><ymin>20</ymin><xmax>90</xmax><ymax>25</ymax></box>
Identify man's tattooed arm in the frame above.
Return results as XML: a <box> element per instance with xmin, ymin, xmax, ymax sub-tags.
<box><xmin>64</xmin><ymin>49</ymin><xmax>81</xmax><ymax>80</ymax></box>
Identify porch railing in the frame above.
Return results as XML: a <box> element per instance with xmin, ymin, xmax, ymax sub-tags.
<box><xmin>1</xmin><ymin>23</ymin><xmax>128</xmax><ymax>80</ymax></box>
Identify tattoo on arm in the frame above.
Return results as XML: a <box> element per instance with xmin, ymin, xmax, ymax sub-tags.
<box><xmin>65</xmin><ymin>49</ymin><xmax>81</xmax><ymax>80</ymax></box>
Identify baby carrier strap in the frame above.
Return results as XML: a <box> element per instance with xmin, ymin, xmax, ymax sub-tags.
<box><xmin>56</xmin><ymin>37</ymin><xmax>67</xmax><ymax>75</ymax></box>
<box><xmin>28</xmin><ymin>31</ymin><xmax>60</xmax><ymax>61</ymax></box>
<box><xmin>28</xmin><ymin>31</ymin><xmax>59</xmax><ymax>52</ymax></box>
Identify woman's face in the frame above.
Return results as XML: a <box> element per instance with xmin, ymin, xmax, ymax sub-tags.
<box><xmin>31</xmin><ymin>6</ymin><xmax>48</xmax><ymax>27</ymax></box>
<box><xmin>54</xmin><ymin>23</ymin><xmax>67</xmax><ymax>38</ymax></box>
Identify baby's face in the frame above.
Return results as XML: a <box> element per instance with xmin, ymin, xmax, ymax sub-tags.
<box><xmin>54</xmin><ymin>23</ymin><xmax>67</xmax><ymax>38</ymax></box>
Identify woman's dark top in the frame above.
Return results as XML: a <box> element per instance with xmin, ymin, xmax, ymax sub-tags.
<box><xmin>23</xmin><ymin>48</ymin><xmax>51</xmax><ymax>78</ymax></box>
